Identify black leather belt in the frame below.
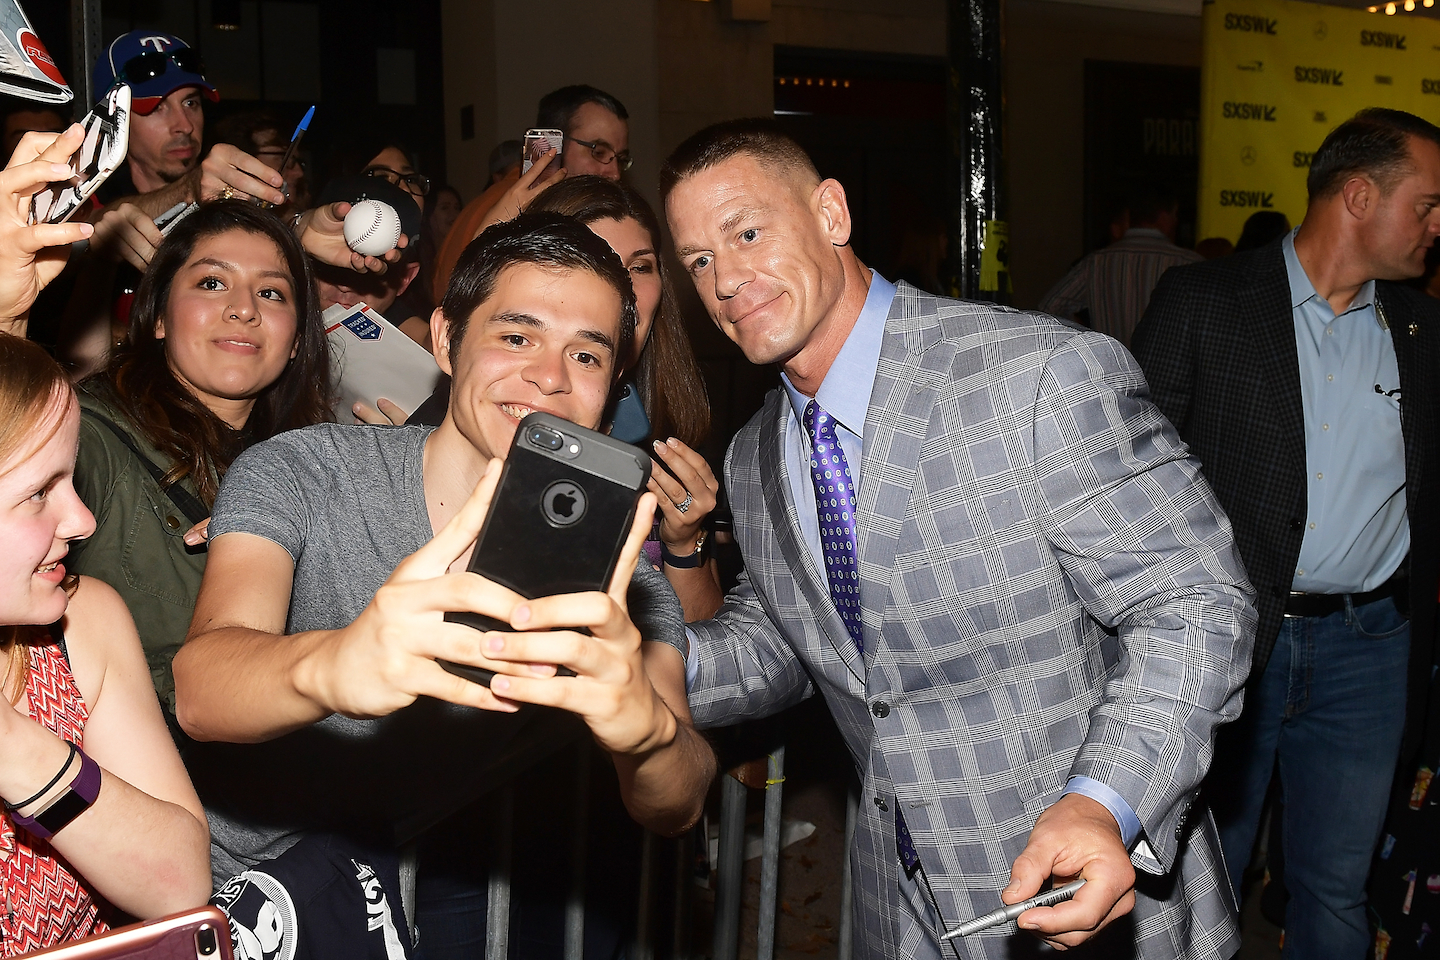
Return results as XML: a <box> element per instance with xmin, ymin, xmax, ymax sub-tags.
<box><xmin>1284</xmin><ymin>581</ymin><xmax>1397</xmax><ymax>619</ymax></box>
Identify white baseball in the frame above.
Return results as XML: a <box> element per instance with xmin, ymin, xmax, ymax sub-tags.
<box><xmin>343</xmin><ymin>199</ymin><xmax>402</xmax><ymax>257</ymax></box>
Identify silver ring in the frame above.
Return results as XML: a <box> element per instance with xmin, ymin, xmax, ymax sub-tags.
<box><xmin>676</xmin><ymin>493</ymin><xmax>694</xmax><ymax>514</ymax></box>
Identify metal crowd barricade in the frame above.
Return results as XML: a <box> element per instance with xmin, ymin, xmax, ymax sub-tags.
<box><xmin>479</xmin><ymin>739</ymin><xmax>857</xmax><ymax>959</ymax></box>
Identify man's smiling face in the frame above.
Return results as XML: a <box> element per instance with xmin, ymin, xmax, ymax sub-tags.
<box><xmin>436</xmin><ymin>262</ymin><xmax>621</xmax><ymax>462</ymax></box>
<box><xmin>666</xmin><ymin>153</ymin><xmax>847</xmax><ymax>368</ymax></box>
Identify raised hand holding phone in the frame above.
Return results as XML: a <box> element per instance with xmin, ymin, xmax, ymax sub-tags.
<box><xmin>478</xmin><ymin>146</ymin><xmax>566</xmax><ymax>234</ymax></box>
<box><xmin>484</xmin><ymin>491</ymin><xmax>672</xmax><ymax>754</ymax></box>
<box><xmin>29</xmin><ymin>84</ymin><xmax>131</xmax><ymax>226</ymax></box>
<box><xmin>0</xmin><ymin>125</ymin><xmax>96</xmax><ymax>332</ymax></box>
<box><xmin>442</xmin><ymin>413</ymin><xmax>652</xmax><ymax>683</ymax></box>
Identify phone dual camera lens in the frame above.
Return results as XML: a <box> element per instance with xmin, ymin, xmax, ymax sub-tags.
<box><xmin>527</xmin><ymin>425</ymin><xmax>565</xmax><ymax>451</ymax></box>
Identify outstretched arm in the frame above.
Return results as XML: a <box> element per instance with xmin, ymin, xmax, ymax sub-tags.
<box><xmin>1003</xmin><ymin>329</ymin><xmax>1254</xmax><ymax>948</ymax></box>
<box><xmin>175</xmin><ymin>460</ymin><xmax>532</xmax><ymax>741</ymax></box>
<box><xmin>97</xmin><ymin>144</ymin><xmax>287</xmax><ymax>220</ymax></box>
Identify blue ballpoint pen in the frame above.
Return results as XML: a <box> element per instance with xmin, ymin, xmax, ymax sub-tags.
<box><xmin>267</xmin><ymin>105</ymin><xmax>314</xmax><ymax>206</ymax></box>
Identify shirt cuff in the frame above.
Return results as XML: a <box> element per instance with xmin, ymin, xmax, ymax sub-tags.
<box><xmin>1063</xmin><ymin>776</ymin><xmax>1142</xmax><ymax>849</ymax></box>
<box><xmin>684</xmin><ymin>627</ymin><xmax>700</xmax><ymax>693</ymax></box>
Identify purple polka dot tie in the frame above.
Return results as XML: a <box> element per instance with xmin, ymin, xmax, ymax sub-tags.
<box><xmin>802</xmin><ymin>401</ymin><xmax>920</xmax><ymax>875</ymax></box>
<box><xmin>803</xmin><ymin>400</ymin><xmax>864</xmax><ymax>653</ymax></box>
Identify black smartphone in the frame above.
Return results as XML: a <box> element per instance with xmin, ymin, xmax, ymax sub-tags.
<box><xmin>440</xmin><ymin>412</ymin><xmax>652</xmax><ymax>686</ymax></box>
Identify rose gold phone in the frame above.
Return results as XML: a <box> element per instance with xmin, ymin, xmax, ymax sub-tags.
<box><xmin>20</xmin><ymin>906</ymin><xmax>232</xmax><ymax>960</ymax></box>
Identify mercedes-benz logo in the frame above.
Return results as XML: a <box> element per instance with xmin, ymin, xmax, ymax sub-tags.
<box><xmin>1241</xmin><ymin>146</ymin><xmax>1257</xmax><ymax>165</ymax></box>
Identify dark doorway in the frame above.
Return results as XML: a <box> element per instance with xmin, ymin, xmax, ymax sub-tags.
<box><xmin>686</xmin><ymin>45</ymin><xmax>948</xmax><ymax>461</ymax></box>
<box><xmin>773</xmin><ymin>46</ymin><xmax>947</xmax><ymax>287</ymax></box>
<box><xmin>1083</xmin><ymin>60</ymin><xmax>1200</xmax><ymax>253</ymax></box>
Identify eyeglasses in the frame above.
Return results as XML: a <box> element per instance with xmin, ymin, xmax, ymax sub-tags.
<box><xmin>365</xmin><ymin>165</ymin><xmax>430</xmax><ymax>197</ymax></box>
<box><xmin>568</xmin><ymin>137</ymin><xmax>633</xmax><ymax>172</ymax></box>
<box><xmin>256</xmin><ymin>147</ymin><xmax>304</xmax><ymax>173</ymax></box>
<box><xmin>115</xmin><ymin>49</ymin><xmax>206</xmax><ymax>87</ymax></box>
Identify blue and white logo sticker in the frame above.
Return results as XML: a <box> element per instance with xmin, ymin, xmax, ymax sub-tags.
<box><xmin>341</xmin><ymin>310</ymin><xmax>382</xmax><ymax>341</ymax></box>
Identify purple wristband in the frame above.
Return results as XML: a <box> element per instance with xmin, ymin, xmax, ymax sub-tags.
<box><xmin>11</xmin><ymin>744</ymin><xmax>102</xmax><ymax>841</ymax></box>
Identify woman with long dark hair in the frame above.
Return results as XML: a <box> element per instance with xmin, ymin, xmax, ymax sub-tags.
<box><xmin>69</xmin><ymin>200</ymin><xmax>331</xmax><ymax>712</ymax></box>
<box><xmin>0</xmin><ymin>335</ymin><xmax>210</xmax><ymax>954</ymax></box>
<box><xmin>528</xmin><ymin>176</ymin><xmax>721</xmax><ymax>619</ymax></box>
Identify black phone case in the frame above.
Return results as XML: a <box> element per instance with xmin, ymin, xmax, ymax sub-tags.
<box><xmin>440</xmin><ymin>412</ymin><xmax>651</xmax><ymax>686</ymax></box>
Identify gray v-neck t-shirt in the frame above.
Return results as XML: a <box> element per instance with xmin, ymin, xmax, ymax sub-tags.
<box><xmin>195</xmin><ymin>423</ymin><xmax>685</xmax><ymax>883</ymax></box>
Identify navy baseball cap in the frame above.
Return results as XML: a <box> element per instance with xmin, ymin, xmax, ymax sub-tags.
<box><xmin>92</xmin><ymin>31</ymin><xmax>218</xmax><ymax>114</ymax></box>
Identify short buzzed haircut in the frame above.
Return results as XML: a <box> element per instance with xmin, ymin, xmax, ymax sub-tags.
<box><xmin>659</xmin><ymin>118</ymin><xmax>820</xmax><ymax>204</ymax></box>
<box><xmin>442</xmin><ymin>211</ymin><xmax>636</xmax><ymax>378</ymax></box>
<box><xmin>1307</xmin><ymin>108</ymin><xmax>1440</xmax><ymax>201</ymax></box>
<box><xmin>535</xmin><ymin>85</ymin><xmax>629</xmax><ymax>137</ymax></box>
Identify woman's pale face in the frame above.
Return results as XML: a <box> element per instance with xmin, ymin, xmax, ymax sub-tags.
<box><xmin>587</xmin><ymin>216</ymin><xmax>660</xmax><ymax>367</ymax></box>
<box><xmin>0</xmin><ymin>394</ymin><xmax>94</xmax><ymax>627</ymax></box>
<box><xmin>157</xmin><ymin>230</ymin><xmax>300</xmax><ymax>428</ymax></box>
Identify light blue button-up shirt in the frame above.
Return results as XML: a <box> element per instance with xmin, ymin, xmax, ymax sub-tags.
<box><xmin>1282</xmin><ymin>230</ymin><xmax>1408</xmax><ymax>593</ymax></box>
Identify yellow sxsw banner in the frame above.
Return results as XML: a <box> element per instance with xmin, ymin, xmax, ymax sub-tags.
<box><xmin>1200</xmin><ymin>0</ymin><xmax>1440</xmax><ymax>240</ymax></box>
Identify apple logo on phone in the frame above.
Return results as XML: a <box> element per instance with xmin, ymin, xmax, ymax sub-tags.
<box><xmin>541</xmin><ymin>480</ymin><xmax>587</xmax><ymax>527</ymax></box>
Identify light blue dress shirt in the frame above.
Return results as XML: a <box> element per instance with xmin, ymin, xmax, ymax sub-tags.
<box><xmin>689</xmin><ymin>271</ymin><xmax>1140</xmax><ymax>848</ymax></box>
<box><xmin>1282</xmin><ymin>230</ymin><xmax>1409</xmax><ymax>593</ymax></box>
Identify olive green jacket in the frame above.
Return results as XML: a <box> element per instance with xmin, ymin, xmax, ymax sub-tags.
<box><xmin>71</xmin><ymin>385</ymin><xmax>212</xmax><ymax>714</ymax></box>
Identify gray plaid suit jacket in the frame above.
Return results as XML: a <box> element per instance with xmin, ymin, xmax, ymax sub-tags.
<box><xmin>688</xmin><ymin>285</ymin><xmax>1256</xmax><ymax>959</ymax></box>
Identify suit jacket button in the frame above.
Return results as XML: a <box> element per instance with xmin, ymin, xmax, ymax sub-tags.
<box><xmin>872</xmin><ymin>701</ymin><xmax>890</xmax><ymax>718</ymax></box>
<box><xmin>874</xmin><ymin>796</ymin><xmax>889</xmax><ymax>812</ymax></box>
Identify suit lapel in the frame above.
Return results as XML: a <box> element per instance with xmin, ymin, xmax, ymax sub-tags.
<box><xmin>757</xmin><ymin>391</ymin><xmax>865</xmax><ymax>683</ymax></box>
<box><xmin>1246</xmin><ymin>244</ymin><xmax>1307</xmax><ymax>478</ymax></box>
<box><xmin>854</xmin><ymin>286</ymin><xmax>945</xmax><ymax>651</ymax></box>
<box><xmin>1380</xmin><ymin>284</ymin><xmax>1432</xmax><ymax>503</ymax></box>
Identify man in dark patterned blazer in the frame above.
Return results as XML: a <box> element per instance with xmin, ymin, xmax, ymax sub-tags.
<box><xmin>1134</xmin><ymin>108</ymin><xmax>1440</xmax><ymax>959</ymax></box>
<box><xmin>662</xmin><ymin>119</ymin><xmax>1255</xmax><ymax>959</ymax></box>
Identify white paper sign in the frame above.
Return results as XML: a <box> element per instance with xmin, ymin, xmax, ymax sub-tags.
<box><xmin>325</xmin><ymin>302</ymin><xmax>443</xmax><ymax>424</ymax></box>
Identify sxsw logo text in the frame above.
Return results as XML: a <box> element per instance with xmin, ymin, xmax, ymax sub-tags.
<box><xmin>1295</xmin><ymin>66</ymin><xmax>1344</xmax><ymax>85</ymax></box>
<box><xmin>1423</xmin><ymin>79</ymin><xmax>1440</xmax><ymax>94</ymax></box>
<box><xmin>1361</xmin><ymin>30</ymin><xmax>1406</xmax><ymax>50</ymax></box>
<box><xmin>1223</xmin><ymin>101</ymin><xmax>1276</xmax><ymax>121</ymax></box>
<box><xmin>1225</xmin><ymin>13</ymin><xmax>1278</xmax><ymax>32</ymax></box>
<box><xmin>1293</xmin><ymin>151</ymin><xmax>1314</xmax><ymax>167</ymax></box>
<box><xmin>1220</xmin><ymin>190</ymin><xmax>1275</xmax><ymax>208</ymax></box>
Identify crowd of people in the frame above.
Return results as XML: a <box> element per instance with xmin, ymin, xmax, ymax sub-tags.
<box><xmin>0</xmin><ymin>12</ymin><xmax>1435</xmax><ymax>960</ymax></box>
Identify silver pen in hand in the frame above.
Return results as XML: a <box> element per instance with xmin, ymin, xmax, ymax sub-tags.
<box><xmin>941</xmin><ymin>878</ymin><xmax>1087</xmax><ymax>940</ymax></box>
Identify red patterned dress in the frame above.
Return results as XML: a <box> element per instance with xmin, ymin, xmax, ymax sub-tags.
<box><xmin>0</xmin><ymin>636</ymin><xmax>112</xmax><ymax>955</ymax></box>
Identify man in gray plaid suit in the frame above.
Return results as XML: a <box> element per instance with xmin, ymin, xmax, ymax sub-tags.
<box><xmin>660</xmin><ymin>120</ymin><xmax>1256</xmax><ymax>959</ymax></box>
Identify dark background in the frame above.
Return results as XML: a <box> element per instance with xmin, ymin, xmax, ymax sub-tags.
<box><xmin>19</xmin><ymin>1</ymin><xmax>448</xmax><ymax>190</ymax></box>
<box><xmin>1083</xmin><ymin>60</ymin><xmax>1201</xmax><ymax>253</ymax></box>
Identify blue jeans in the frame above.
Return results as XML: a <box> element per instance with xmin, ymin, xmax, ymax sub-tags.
<box><xmin>1210</xmin><ymin>595</ymin><xmax>1409</xmax><ymax>960</ymax></box>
